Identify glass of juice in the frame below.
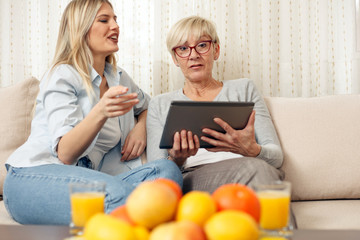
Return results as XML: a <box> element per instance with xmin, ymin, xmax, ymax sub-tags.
<box><xmin>254</xmin><ymin>181</ymin><xmax>292</xmax><ymax>237</ymax></box>
<box><xmin>69</xmin><ymin>181</ymin><xmax>106</xmax><ymax>235</ymax></box>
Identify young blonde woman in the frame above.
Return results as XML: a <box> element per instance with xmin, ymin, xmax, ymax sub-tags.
<box><xmin>3</xmin><ymin>0</ymin><xmax>182</xmax><ymax>225</ymax></box>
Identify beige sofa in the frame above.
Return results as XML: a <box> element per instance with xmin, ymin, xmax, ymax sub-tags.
<box><xmin>1</xmin><ymin>77</ymin><xmax>360</xmax><ymax>229</ymax></box>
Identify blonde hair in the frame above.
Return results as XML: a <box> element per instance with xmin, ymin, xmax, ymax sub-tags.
<box><xmin>166</xmin><ymin>16</ymin><xmax>220</xmax><ymax>58</ymax></box>
<box><xmin>51</xmin><ymin>0</ymin><xmax>117</xmax><ymax>97</ymax></box>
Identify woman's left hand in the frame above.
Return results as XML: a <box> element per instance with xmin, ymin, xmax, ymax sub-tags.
<box><xmin>201</xmin><ymin>110</ymin><xmax>261</xmax><ymax>157</ymax></box>
<box><xmin>121</xmin><ymin>114</ymin><xmax>147</xmax><ymax>161</ymax></box>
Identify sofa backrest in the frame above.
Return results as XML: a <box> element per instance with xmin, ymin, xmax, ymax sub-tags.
<box><xmin>264</xmin><ymin>95</ymin><xmax>360</xmax><ymax>201</ymax></box>
<box><xmin>0</xmin><ymin>77</ymin><xmax>39</xmax><ymax>195</ymax></box>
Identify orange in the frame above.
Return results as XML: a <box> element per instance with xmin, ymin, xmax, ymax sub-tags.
<box><xmin>149</xmin><ymin>220</ymin><xmax>206</xmax><ymax>240</ymax></box>
<box><xmin>110</xmin><ymin>205</ymin><xmax>135</xmax><ymax>226</ymax></box>
<box><xmin>154</xmin><ymin>178</ymin><xmax>183</xmax><ymax>200</ymax></box>
<box><xmin>212</xmin><ymin>183</ymin><xmax>260</xmax><ymax>222</ymax></box>
<box><xmin>83</xmin><ymin>213</ymin><xmax>136</xmax><ymax>240</ymax></box>
<box><xmin>204</xmin><ymin>210</ymin><xmax>259</xmax><ymax>240</ymax></box>
<box><xmin>176</xmin><ymin>191</ymin><xmax>217</xmax><ymax>226</ymax></box>
<box><xmin>126</xmin><ymin>180</ymin><xmax>178</xmax><ymax>229</ymax></box>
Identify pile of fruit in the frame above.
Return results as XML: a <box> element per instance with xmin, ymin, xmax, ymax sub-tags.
<box><xmin>82</xmin><ymin>178</ymin><xmax>263</xmax><ymax>240</ymax></box>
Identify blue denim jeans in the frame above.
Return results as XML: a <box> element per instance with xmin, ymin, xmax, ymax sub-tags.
<box><xmin>3</xmin><ymin>159</ymin><xmax>182</xmax><ymax>225</ymax></box>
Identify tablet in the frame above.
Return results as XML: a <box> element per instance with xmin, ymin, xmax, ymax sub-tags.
<box><xmin>159</xmin><ymin>101</ymin><xmax>254</xmax><ymax>148</ymax></box>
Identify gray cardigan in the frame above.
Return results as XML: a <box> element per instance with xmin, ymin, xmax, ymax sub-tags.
<box><xmin>146</xmin><ymin>78</ymin><xmax>283</xmax><ymax>169</ymax></box>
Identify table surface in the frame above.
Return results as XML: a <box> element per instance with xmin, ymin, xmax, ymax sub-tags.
<box><xmin>0</xmin><ymin>225</ymin><xmax>71</xmax><ymax>240</ymax></box>
<box><xmin>0</xmin><ymin>225</ymin><xmax>359</xmax><ymax>240</ymax></box>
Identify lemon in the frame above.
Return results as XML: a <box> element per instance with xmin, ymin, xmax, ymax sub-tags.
<box><xmin>204</xmin><ymin>210</ymin><xmax>259</xmax><ymax>240</ymax></box>
<box><xmin>176</xmin><ymin>191</ymin><xmax>217</xmax><ymax>226</ymax></box>
<box><xmin>133</xmin><ymin>225</ymin><xmax>150</xmax><ymax>240</ymax></box>
<box><xmin>83</xmin><ymin>213</ymin><xmax>136</xmax><ymax>240</ymax></box>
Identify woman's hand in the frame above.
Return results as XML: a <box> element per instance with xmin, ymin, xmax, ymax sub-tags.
<box><xmin>168</xmin><ymin>130</ymin><xmax>200</xmax><ymax>167</ymax></box>
<box><xmin>121</xmin><ymin>122</ymin><xmax>146</xmax><ymax>161</ymax></box>
<box><xmin>201</xmin><ymin>110</ymin><xmax>261</xmax><ymax>157</ymax></box>
<box><xmin>121</xmin><ymin>111</ymin><xmax>147</xmax><ymax>161</ymax></box>
<box><xmin>57</xmin><ymin>86</ymin><xmax>139</xmax><ymax>165</ymax></box>
<box><xmin>97</xmin><ymin>85</ymin><xmax>139</xmax><ymax>118</ymax></box>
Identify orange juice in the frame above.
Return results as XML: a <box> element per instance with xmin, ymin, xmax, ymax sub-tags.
<box><xmin>257</xmin><ymin>190</ymin><xmax>290</xmax><ymax>230</ymax></box>
<box><xmin>70</xmin><ymin>192</ymin><xmax>105</xmax><ymax>227</ymax></box>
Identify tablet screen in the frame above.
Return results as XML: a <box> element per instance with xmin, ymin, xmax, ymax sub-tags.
<box><xmin>159</xmin><ymin>101</ymin><xmax>254</xmax><ymax>148</ymax></box>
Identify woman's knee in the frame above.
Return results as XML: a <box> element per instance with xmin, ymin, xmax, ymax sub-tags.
<box><xmin>150</xmin><ymin>159</ymin><xmax>183</xmax><ymax>188</ymax></box>
<box><xmin>213</xmin><ymin>157</ymin><xmax>283</xmax><ymax>185</ymax></box>
<box><xmin>240</xmin><ymin>157</ymin><xmax>284</xmax><ymax>185</ymax></box>
<box><xmin>239</xmin><ymin>157</ymin><xmax>278</xmax><ymax>172</ymax></box>
<box><xmin>3</xmin><ymin>167</ymin><xmax>71</xmax><ymax>225</ymax></box>
<box><xmin>106</xmin><ymin>159</ymin><xmax>183</xmax><ymax>212</ymax></box>
<box><xmin>104</xmin><ymin>179</ymin><xmax>135</xmax><ymax>213</ymax></box>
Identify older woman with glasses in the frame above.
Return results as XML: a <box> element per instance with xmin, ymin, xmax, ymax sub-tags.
<box><xmin>146</xmin><ymin>16</ymin><xmax>284</xmax><ymax>194</ymax></box>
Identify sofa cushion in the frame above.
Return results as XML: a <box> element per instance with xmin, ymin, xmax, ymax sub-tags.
<box><xmin>0</xmin><ymin>200</ymin><xmax>18</xmax><ymax>225</ymax></box>
<box><xmin>292</xmin><ymin>200</ymin><xmax>360</xmax><ymax>229</ymax></box>
<box><xmin>0</xmin><ymin>77</ymin><xmax>39</xmax><ymax>195</ymax></box>
<box><xmin>264</xmin><ymin>95</ymin><xmax>360</xmax><ymax>201</ymax></box>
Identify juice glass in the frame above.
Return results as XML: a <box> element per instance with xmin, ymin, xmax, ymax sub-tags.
<box><xmin>254</xmin><ymin>181</ymin><xmax>292</xmax><ymax>237</ymax></box>
<box><xmin>69</xmin><ymin>182</ymin><xmax>106</xmax><ymax>235</ymax></box>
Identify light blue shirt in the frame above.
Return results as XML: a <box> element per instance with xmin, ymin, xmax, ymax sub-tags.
<box><xmin>6</xmin><ymin>62</ymin><xmax>150</xmax><ymax>175</ymax></box>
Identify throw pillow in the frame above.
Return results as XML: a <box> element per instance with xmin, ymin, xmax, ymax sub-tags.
<box><xmin>0</xmin><ymin>77</ymin><xmax>39</xmax><ymax>195</ymax></box>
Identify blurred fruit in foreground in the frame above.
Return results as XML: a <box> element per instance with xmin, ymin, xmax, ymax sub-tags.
<box><xmin>149</xmin><ymin>220</ymin><xmax>206</xmax><ymax>240</ymax></box>
<box><xmin>176</xmin><ymin>191</ymin><xmax>217</xmax><ymax>226</ymax></box>
<box><xmin>126</xmin><ymin>180</ymin><xmax>178</xmax><ymax>229</ymax></box>
<box><xmin>133</xmin><ymin>225</ymin><xmax>150</xmax><ymax>240</ymax></box>
<box><xmin>110</xmin><ymin>205</ymin><xmax>135</xmax><ymax>226</ymax></box>
<box><xmin>154</xmin><ymin>178</ymin><xmax>183</xmax><ymax>200</ymax></box>
<box><xmin>212</xmin><ymin>183</ymin><xmax>260</xmax><ymax>222</ymax></box>
<box><xmin>204</xmin><ymin>210</ymin><xmax>259</xmax><ymax>240</ymax></box>
<box><xmin>83</xmin><ymin>213</ymin><xmax>136</xmax><ymax>240</ymax></box>
<box><xmin>259</xmin><ymin>237</ymin><xmax>288</xmax><ymax>240</ymax></box>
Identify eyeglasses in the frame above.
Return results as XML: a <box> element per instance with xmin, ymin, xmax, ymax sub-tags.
<box><xmin>172</xmin><ymin>40</ymin><xmax>214</xmax><ymax>58</ymax></box>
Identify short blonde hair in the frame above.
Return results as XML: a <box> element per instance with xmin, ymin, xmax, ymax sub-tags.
<box><xmin>51</xmin><ymin>0</ymin><xmax>116</xmax><ymax>97</ymax></box>
<box><xmin>166</xmin><ymin>16</ymin><xmax>220</xmax><ymax>57</ymax></box>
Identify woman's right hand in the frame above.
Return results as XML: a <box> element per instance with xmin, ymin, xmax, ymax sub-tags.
<box><xmin>97</xmin><ymin>85</ymin><xmax>139</xmax><ymax>118</ymax></box>
<box><xmin>167</xmin><ymin>130</ymin><xmax>200</xmax><ymax>167</ymax></box>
